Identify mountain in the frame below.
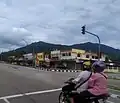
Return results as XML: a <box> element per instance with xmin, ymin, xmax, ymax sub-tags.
<box><xmin>71</xmin><ymin>42</ymin><xmax>120</xmax><ymax>61</ymax></box>
<box><xmin>1</xmin><ymin>41</ymin><xmax>120</xmax><ymax>61</ymax></box>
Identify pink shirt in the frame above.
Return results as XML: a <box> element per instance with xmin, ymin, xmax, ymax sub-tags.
<box><xmin>88</xmin><ymin>72</ymin><xmax>108</xmax><ymax>96</ymax></box>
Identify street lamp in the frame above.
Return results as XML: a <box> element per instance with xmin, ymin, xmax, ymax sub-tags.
<box><xmin>0</xmin><ymin>51</ymin><xmax>2</xmax><ymax>61</ymax></box>
<box><xmin>81</xmin><ymin>25</ymin><xmax>101</xmax><ymax>60</ymax></box>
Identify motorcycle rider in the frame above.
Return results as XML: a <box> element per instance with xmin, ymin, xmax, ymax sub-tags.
<box><xmin>72</xmin><ymin>61</ymin><xmax>92</xmax><ymax>92</ymax></box>
<box><xmin>71</xmin><ymin>61</ymin><xmax>108</xmax><ymax>103</ymax></box>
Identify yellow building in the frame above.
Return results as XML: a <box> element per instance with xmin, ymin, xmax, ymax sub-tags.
<box><xmin>36</xmin><ymin>53</ymin><xmax>44</xmax><ymax>61</ymax></box>
<box><xmin>35</xmin><ymin>52</ymin><xmax>45</xmax><ymax>66</ymax></box>
<box><xmin>72</xmin><ymin>49</ymin><xmax>85</xmax><ymax>54</ymax></box>
<box><xmin>61</xmin><ymin>48</ymin><xmax>86</xmax><ymax>60</ymax></box>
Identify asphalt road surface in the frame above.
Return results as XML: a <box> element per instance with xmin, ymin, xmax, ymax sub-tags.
<box><xmin>0</xmin><ymin>63</ymin><xmax>119</xmax><ymax>103</ymax></box>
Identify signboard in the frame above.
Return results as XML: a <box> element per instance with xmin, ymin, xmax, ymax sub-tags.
<box><xmin>72</xmin><ymin>49</ymin><xmax>85</xmax><ymax>54</ymax></box>
<box><xmin>36</xmin><ymin>53</ymin><xmax>44</xmax><ymax>61</ymax></box>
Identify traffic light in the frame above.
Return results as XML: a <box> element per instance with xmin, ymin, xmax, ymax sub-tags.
<box><xmin>81</xmin><ymin>25</ymin><xmax>85</xmax><ymax>34</ymax></box>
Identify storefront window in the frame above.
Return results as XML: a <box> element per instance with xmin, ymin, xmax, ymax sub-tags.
<box><xmin>86</xmin><ymin>55</ymin><xmax>89</xmax><ymax>58</ymax></box>
<box><xmin>77</xmin><ymin>53</ymin><xmax>80</xmax><ymax>57</ymax></box>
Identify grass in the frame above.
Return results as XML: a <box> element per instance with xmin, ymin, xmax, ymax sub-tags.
<box><xmin>108</xmin><ymin>77</ymin><xmax>120</xmax><ymax>80</ymax></box>
<box><xmin>108</xmin><ymin>85</ymin><xmax>120</xmax><ymax>91</ymax></box>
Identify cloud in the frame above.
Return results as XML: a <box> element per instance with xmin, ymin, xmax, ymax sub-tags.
<box><xmin>104</xmin><ymin>40</ymin><xmax>120</xmax><ymax>49</ymax></box>
<box><xmin>0</xmin><ymin>27</ymin><xmax>32</xmax><ymax>50</ymax></box>
<box><xmin>0</xmin><ymin>0</ymin><xmax>120</xmax><ymax>51</ymax></box>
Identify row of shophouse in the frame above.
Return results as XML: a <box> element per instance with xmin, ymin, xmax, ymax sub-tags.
<box><xmin>20</xmin><ymin>49</ymin><xmax>106</xmax><ymax>69</ymax></box>
<box><xmin>9</xmin><ymin>48</ymin><xmax>120</xmax><ymax>72</ymax></box>
<box><xmin>37</xmin><ymin>48</ymin><xmax>106</xmax><ymax>62</ymax></box>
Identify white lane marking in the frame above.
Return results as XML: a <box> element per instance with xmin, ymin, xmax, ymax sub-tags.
<box><xmin>107</xmin><ymin>100</ymin><xmax>114</xmax><ymax>103</ymax></box>
<box><xmin>110</xmin><ymin>94</ymin><xmax>119</xmax><ymax>98</ymax></box>
<box><xmin>3</xmin><ymin>98</ymin><xmax>10</xmax><ymax>103</ymax></box>
<box><xmin>0</xmin><ymin>88</ymin><xmax>62</xmax><ymax>100</ymax></box>
<box><xmin>0</xmin><ymin>87</ymin><xmax>119</xmax><ymax>103</ymax></box>
<box><xmin>26</xmin><ymin>88</ymin><xmax>62</xmax><ymax>95</ymax></box>
<box><xmin>0</xmin><ymin>94</ymin><xmax>24</xmax><ymax>100</ymax></box>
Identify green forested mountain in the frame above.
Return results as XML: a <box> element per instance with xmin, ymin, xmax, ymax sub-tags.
<box><xmin>1</xmin><ymin>41</ymin><xmax>120</xmax><ymax>61</ymax></box>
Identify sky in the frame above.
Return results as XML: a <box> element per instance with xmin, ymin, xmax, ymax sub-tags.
<box><xmin>0</xmin><ymin>0</ymin><xmax>120</xmax><ymax>52</ymax></box>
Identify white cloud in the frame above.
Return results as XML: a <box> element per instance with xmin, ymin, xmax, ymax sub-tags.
<box><xmin>104</xmin><ymin>40</ymin><xmax>120</xmax><ymax>49</ymax></box>
<box><xmin>0</xmin><ymin>0</ymin><xmax>120</xmax><ymax>51</ymax></box>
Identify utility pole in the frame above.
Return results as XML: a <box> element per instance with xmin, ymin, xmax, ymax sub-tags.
<box><xmin>32</xmin><ymin>46</ymin><xmax>36</xmax><ymax>68</ymax></box>
<box><xmin>0</xmin><ymin>52</ymin><xmax>2</xmax><ymax>61</ymax></box>
<box><xmin>81</xmin><ymin>25</ymin><xmax>101</xmax><ymax>60</ymax></box>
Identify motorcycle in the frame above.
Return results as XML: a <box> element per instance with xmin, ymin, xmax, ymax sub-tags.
<box><xmin>59</xmin><ymin>78</ymin><xmax>110</xmax><ymax>103</ymax></box>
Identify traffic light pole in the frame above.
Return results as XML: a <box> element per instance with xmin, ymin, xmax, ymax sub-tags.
<box><xmin>85</xmin><ymin>31</ymin><xmax>101</xmax><ymax>60</ymax></box>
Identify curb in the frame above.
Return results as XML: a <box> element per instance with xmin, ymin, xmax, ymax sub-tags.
<box><xmin>38</xmin><ymin>68</ymin><xmax>80</xmax><ymax>73</ymax></box>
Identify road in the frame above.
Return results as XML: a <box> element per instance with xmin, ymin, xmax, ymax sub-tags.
<box><xmin>0</xmin><ymin>63</ymin><xmax>119</xmax><ymax>103</ymax></box>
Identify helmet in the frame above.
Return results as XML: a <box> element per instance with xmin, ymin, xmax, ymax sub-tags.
<box><xmin>92</xmin><ymin>61</ymin><xmax>106</xmax><ymax>73</ymax></box>
<box><xmin>83</xmin><ymin>61</ymin><xmax>91</xmax><ymax>70</ymax></box>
